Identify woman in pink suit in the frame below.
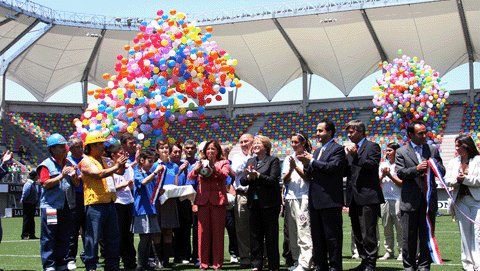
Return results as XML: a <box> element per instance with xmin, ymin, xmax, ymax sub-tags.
<box><xmin>188</xmin><ymin>139</ymin><xmax>230</xmax><ymax>270</ymax></box>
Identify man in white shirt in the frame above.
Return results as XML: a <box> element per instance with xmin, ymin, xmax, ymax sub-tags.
<box><xmin>231</xmin><ymin>133</ymin><xmax>254</xmax><ymax>268</ymax></box>
<box><xmin>379</xmin><ymin>142</ymin><xmax>403</xmax><ymax>261</ymax></box>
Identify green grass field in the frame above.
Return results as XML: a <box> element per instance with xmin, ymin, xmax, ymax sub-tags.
<box><xmin>0</xmin><ymin>214</ymin><xmax>461</xmax><ymax>270</ymax></box>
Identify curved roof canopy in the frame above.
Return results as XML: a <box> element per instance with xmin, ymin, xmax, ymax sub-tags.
<box><xmin>0</xmin><ymin>0</ymin><xmax>478</xmax><ymax>102</ymax></box>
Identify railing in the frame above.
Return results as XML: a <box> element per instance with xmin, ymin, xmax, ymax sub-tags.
<box><xmin>0</xmin><ymin>0</ymin><xmax>440</xmax><ymax>29</ymax></box>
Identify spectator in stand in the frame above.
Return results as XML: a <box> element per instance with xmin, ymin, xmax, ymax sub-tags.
<box><xmin>231</xmin><ymin>133</ymin><xmax>254</xmax><ymax>268</ymax></box>
<box><xmin>21</xmin><ymin>170</ymin><xmax>39</xmax><ymax>240</ymax></box>
<box><xmin>133</xmin><ymin>151</ymin><xmax>164</xmax><ymax>271</ymax></box>
<box><xmin>379</xmin><ymin>142</ymin><xmax>403</xmax><ymax>261</ymax></box>
<box><xmin>0</xmin><ymin>150</ymin><xmax>13</xmax><ymax>244</ymax></box>
<box><xmin>0</xmin><ymin>150</ymin><xmax>13</xmax><ymax>179</ymax></box>
<box><xmin>283</xmin><ymin>132</ymin><xmax>314</xmax><ymax>271</ymax></box>
<box><xmin>240</xmin><ymin>135</ymin><xmax>282</xmax><ymax>271</ymax></box>
<box><xmin>66</xmin><ymin>136</ymin><xmax>86</xmax><ymax>270</ymax></box>
<box><xmin>188</xmin><ymin>140</ymin><xmax>230</xmax><ymax>270</ymax></box>
<box><xmin>445</xmin><ymin>134</ymin><xmax>480</xmax><ymax>271</ymax></box>
<box><xmin>105</xmin><ymin>143</ymin><xmax>137</xmax><ymax>270</ymax></box>
<box><xmin>79</xmin><ymin>130</ymin><xmax>128</xmax><ymax>271</ymax></box>
<box><xmin>37</xmin><ymin>134</ymin><xmax>79</xmax><ymax>271</ymax></box>
<box><xmin>153</xmin><ymin>140</ymin><xmax>180</xmax><ymax>268</ymax></box>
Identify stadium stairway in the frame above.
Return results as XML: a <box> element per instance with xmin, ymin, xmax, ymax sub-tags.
<box><xmin>228</xmin><ymin>115</ymin><xmax>269</xmax><ymax>159</ymax></box>
<box><xmin>440</xmin><ymin>104</ymin><xmax>464</xmax><ymax>162</ymax></box>
<box><xmin>356</xmin><ymin>109</ymin><xmax>373</xmax><ymax>127</ymax></box>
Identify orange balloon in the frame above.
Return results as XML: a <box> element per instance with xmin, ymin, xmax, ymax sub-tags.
<box><xmin>123</xmin><ymin>44</ymin><xmax>130</xmax><ymax>51</ymax></box>
<box><xmin>102</xmin><ymin>73</ymin><xmax>110</xmax><ymax>80</ymax></box>
<box><xmin>205</xmin><ymin>26</ymin><xmax>213</xmax><ymax>32</ymax></box>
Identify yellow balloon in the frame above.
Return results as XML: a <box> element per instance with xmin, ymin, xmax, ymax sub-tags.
<box><xmin>127</xmin><ymin>126</ymin><xmax>134</xmax><ymax>133</ymax></box>
<box><xmin>131</xmin><ymin>122</ymin><xmax>138</xmax><ymax>128</ymax></box>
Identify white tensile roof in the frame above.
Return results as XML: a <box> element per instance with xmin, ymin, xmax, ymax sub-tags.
<box><xmin>0</xmin><ymin>0</ymin><xmax>478</xmax><ymax>102</ymax></box>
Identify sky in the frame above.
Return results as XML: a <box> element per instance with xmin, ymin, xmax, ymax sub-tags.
<box><xmin>4</xmin><ymin>0</ymin><xmax>479</xmax><ymax>104</ymax></box>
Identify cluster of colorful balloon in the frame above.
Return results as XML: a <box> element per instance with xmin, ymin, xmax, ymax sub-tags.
<box><xmin>76</xmin><ymin>9</ymin><xmax>240</xmax><ymax>145</ymax></box>
<box><xmin>372</xmin><ymin>52</ymin><xmax>449</xmax><ymax>143</ymax></box>
<box><xmin>9</xmin><ymin>113</ymin><xmax>50</xmax><ymax>141</ymax></box>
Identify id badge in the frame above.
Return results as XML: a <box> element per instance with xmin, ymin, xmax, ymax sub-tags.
<box><xmin>46</xmin><ymin>208</ymin><xmax>57</xmax><ymax>225</ymax></box>
<box><xmin>106</xmin><ymin>176</ymin><xmax>116</xmax><ymax>193</ymax></box>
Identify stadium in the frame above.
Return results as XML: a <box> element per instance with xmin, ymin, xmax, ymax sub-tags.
<box><xmin>0</xmin><ymin>0</ymin><xmax>479</xmax><ymax>270</ymax></box>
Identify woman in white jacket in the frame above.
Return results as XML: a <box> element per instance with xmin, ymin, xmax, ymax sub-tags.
<box><xmin>445</xmin><ymin>134</ymin><xmax>480</xmax><ymax>271</ymax></box>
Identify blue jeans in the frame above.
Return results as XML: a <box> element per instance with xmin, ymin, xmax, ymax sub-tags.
<box><xmin>40</xmin><ymin>206</ymin><xmax>74</xmax><ymax>270</ymax></box>
<box><xmin>84</xmin><ymin>203</ymin><xmax>120</xmax><ymax>271</ymax></box>
<box><xmin>66</xmin><ymin>193</ymin><xmax>85</xmax><ymax>263</ymax></box>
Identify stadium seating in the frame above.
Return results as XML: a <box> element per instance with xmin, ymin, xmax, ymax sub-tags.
<box><xmin>20</xmin><ymin>112</ymin><xmax>77</xmax><ymax>139</ymax></box>
<box><xmin>460</xmin><ymin>103</ymin><xmax>480</xmax><ymax>148</ymax></box>
<box><xmin>258</xmin><ymin>108</ymin><xmax>360</xmax><ymax>157</ymax></box>
<box><xmin>166</xmin><ymin>113</ymin><xmax>256</xmax><ymax>145</ymax></box>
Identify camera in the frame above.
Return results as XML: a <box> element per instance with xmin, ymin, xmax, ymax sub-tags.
<box><xmin>199</xmin><ymin>160</ymin><xmax>213</xmax><ymax>177</ymax></box>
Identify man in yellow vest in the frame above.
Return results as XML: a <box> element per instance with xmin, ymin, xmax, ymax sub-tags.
<box><xmin>79</xmin><ymin>131</ymin><xmax>128</xmax><ymax>271</ymax></box>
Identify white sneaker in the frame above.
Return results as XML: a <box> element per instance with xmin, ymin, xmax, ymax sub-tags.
<box><xmin>182</xmin><ymin>259</ymin><xmax>190</xmax><ymax>264</ymax></box>
<box><xmin>67</xmin><ymin>261</ymin><xmax>77</xmax><ymax>270</ymax></box>
<box><xmin>351</xmin><ymin>253</ymin><xmax>360</xmax><ymax>259</ymax></box>
<box><xmin>292</xmin><ymin>265</ymin><xmax>307</xmax><ymax>271</ymax></box>
<box><xmin>379</xmin><ymin>253</ymin><xmax>394</xmax><ymax>260</ymax></box>
<box><xmin>288</xmin><ymin>262</ymin><xmax>298</xmax><ymax>271</ymax></box>
<box><xmin>230</xmin><ymin>255</ymin><xmax>239</xmax><ymax>263</ymax></box>
<box><xmin>397</xmin><ymin>254</ymin><xmax>403</xmax><ymax>261</ymax></box>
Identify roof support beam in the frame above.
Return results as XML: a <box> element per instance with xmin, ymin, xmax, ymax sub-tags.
<box><xmin>226</xmin><ymin>89</ymin><xmax>234</xmax><ymax>118</ymax></box>
<box><xmin>81</xmin><ymin>29</ymin><xmax>106</xmax><ymax>109</ymax></box>
<box><xmin>273</xmin><ymin>18</ymin><xmax>312</xmax><ymax>107</ymax></box>
<box><xmin>0</xmin><ymin>19</ymin><xmax>40</xmax><ymax>56</ymax></box>
<box><xmin>361</xmin><ymin>9</ymin><xmax>387</xmax><ymax>63</ymax></box>
<box><xmin>456</xmin><ymin>0</ymin><xmax>475</xmax><ymax>103</ymax></box>
<box><xmin>1</xmin><ymin>71</ymin><xmax>6</xmax><ymax>119</ymax></box>
<box><xmin>301</xmin><ymin>71</ymin><xmax>308</xmax><ymax>114</ymax></box>
<box><xmin>0</xmin><ymin>17</ymin><xmax>13</xmax><ymax>27</ymax></box>
<box><xmin>272</xmin><ymin>18</ymin><xmax>312</xmax><ymax>74</ymax></box>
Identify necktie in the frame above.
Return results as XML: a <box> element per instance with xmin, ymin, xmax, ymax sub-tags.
<box><xmin>316</xmin><ymin>148</ymin><xmax>324</xmax><ymax>160</ymax></box>
<box><xmin>415</xmin><ymin>146</ymin><xmax>423</xmax><ymax>162</ymax></box>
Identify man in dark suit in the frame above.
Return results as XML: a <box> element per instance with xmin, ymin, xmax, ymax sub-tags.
<box><xmin>298</xmin><ymin>118</ymin><xmax>346</xmax><ymax>271</ymax></box>
<box><xmin>395</xmin><ymin>120</ymin><xmax>444</xmax><ymax>271</ymax></box>
<box><xmin>344</xmin><ymin>120</ymin><xmax>384</xmax><ymax>271</ymax></box>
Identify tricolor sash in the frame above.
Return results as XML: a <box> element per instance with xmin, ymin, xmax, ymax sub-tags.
<box><xmin>150</xmin><ymin>165</ymin><xmax>166</xmax><ymax>204</ymax></box>
<box><xmin>425</xmin><ymin>158</ymin><xmax>443</xmax><ymax>264</ymax></box>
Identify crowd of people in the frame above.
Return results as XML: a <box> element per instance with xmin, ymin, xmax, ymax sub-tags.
<box><xmin>4</xmin><ymin>117</ymin><xmax>480</xmax><ymax>271</ymax></box>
